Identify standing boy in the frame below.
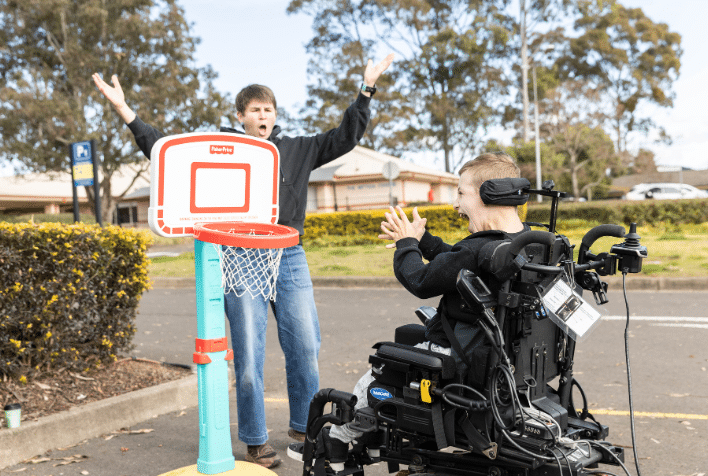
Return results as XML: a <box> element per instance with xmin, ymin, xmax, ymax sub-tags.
<box><xmin>92</xmin><ymin>53</ymin><xmax>393</xmax><ymax>468</ymax></box>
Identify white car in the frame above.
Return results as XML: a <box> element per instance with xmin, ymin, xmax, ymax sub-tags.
<box><xmin>624</xmin><ymin>183</ymin><xmax>708</xmax><ymax>200</ymax></box>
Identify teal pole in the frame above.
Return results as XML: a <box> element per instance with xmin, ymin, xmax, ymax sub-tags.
<box><xmin>193</xmin><ymin>239</ymin><xmax>235</xmax><ymax>474</ymax></box>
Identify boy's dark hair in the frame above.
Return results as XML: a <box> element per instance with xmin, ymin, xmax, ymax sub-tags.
<box><xmin>459</xmin><ymin>152</ymin><xmax>520</xmax><ymax>189</ymax></box>
<box><xmin>235</xmin><ymin>84</ymin><xmax>277</xmax><ymax>115</ymax></box>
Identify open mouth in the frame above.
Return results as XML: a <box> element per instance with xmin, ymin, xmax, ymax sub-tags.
<box><xmin>259</xmin><ymin>125</ymin><xmax>268</xmax><ymax>134</ymax></box>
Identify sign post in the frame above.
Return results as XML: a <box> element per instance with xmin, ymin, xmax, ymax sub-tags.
<box><xmin>382</xmin><ymin>161</ymin><xmax>400</xmax><ymax>207</ymax></box>
<box><xmin>70</xmin><ymin>139</ymin><xmax>102</xmax><ymax>225</ymax></box>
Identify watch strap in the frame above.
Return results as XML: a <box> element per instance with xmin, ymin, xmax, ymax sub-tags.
<box><xmin>361</xmin><ymin>83</ymin><xmax>376</xmax><ymax>96</ymax></box>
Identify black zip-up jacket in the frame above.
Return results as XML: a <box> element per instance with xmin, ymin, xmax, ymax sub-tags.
<box><xmin>393</xmin><ymin>225</ymin><xmax>531</xmax><ymax>347</ymax></box>
<box><xmin>127</xmin><ymin>93</ymin><xmax>372</xmax><ymax>235</ymax></box>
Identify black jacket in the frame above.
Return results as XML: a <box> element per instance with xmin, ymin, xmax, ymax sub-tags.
<box><xmin>393</xmin><ymin>225</ymin><xmax>531</xmax><ymax>347</ymax></box>
<box><xmin>127</xmin><ymin>93</ymin><xmax>372</xmax><ymax>235</ymax></box>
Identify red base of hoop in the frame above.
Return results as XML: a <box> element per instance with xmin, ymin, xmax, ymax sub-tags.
<box><xmin>193</xmin><ymin>222</ymin><xmax>300</xmax><ymax>248</ymax></box>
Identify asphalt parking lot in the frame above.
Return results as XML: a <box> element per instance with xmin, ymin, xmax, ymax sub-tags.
<box><xmin>2</xmin><ymin>286</ymin><xmax>707</xmax><ymax>475</ymax></box>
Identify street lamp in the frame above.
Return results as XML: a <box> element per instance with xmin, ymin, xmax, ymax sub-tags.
<box><xmin>533</xmin><ymin>66</ymin><xmax>542</xmax><ymax>202</ymax></box>
<box><xmin>531</xmin><ymin>46</ymin><xmax>554</xmax><ymax>203</ymax></box>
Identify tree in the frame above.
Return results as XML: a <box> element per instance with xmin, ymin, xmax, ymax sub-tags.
<box><xmin>288</xmin><ymin>0</ymin><xmax>515</xmax><ymax>173</ymax></box>
<box><xmin>558</xmin><ymin>0</ymin><xmax>682</xmax><ymax>152</ymax></box>
<box><xmin>517</xmin><ymin>0</ymin><xmax>570</xmax><ymax>143</ymax></box>
<box><xmin>550</xmin><ymin>124</ymin><xmax>621</xmax><ymax>200</ymax></box>
<box><xmin>0</xmin><ymin>0</ymin><xmax>234</xmax><ymax>222</ymax></box>
<box><xmin>493</xmin><ymin>139</ymin><xmax>565</xmax><ymax>188</ymax></box>
<box><xmin>630</xmin><ymin>148</ymin><xmax>657</xmax><ymax>175</ymax></box>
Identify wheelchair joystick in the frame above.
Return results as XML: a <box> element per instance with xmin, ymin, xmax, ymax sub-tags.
<box><xmin>610</xmin><ymin>222</ymin><xmax>648</xmax><ymax>274</ymax></box>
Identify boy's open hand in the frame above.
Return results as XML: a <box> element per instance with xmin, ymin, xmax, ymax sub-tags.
<box><xmin>378</xmin><ymin>206</ymin><xmax>427</xmax><ymax>249</ymax></box>
<box><xmin>92</xmin><ymin>74</ymin><xmax>126</xmax><ymax>108</ymax></box>
<box><xmin>92</xmin><ymin>73</ymin><xmax>136</xmax><ymax>124</ymax></box>
<box><xmin>363</xmin><ymin>53</ymin><xmax>394</xmax><ymax>90</ymax></box>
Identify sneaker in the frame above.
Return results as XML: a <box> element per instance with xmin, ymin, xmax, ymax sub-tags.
<box><xmin>289</xmin><ymin>428</ymin><xmax>306</xmax><ymax>442</ymax></box>
<box><xmin>287</xmin><ymin>439</ymin><xmax>346</xmax><ymax>474</ymax></box>
<box><xmin>246</xmin><ymin>443</ymin><xmax>281</xmax><ymax>469</ymax></box>
<box><xmin>287</xmin><ymin>442</ymin><xmax>306</xmax><ymax>462</ymax></box>
<box><xmin>286</xmin><ymin>428</ymin><xmax>349</xmax><ymax>463</ymax></box>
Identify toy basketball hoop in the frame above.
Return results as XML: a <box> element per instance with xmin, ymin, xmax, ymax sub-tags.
<box><xmin>150</xmin><ymin>132</ymin><xmax>298</xmax><ymax>476</ymax></box>
<box><xmin>193</xmin><ymin>222</ymin><xmax>299</xmax><ymax>301</ymax></box>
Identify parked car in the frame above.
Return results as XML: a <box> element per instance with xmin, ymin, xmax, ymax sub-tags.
<box><xmin>624</xmin><ymin>183</ymin><xmax>708</xmax><ymax>200</ymax></box>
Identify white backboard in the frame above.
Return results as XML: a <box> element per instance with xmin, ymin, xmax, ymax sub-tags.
<box><xmin>148</xmin><ymin>132</ymin><xmax>280</xmax><ymax>237</ymax></box>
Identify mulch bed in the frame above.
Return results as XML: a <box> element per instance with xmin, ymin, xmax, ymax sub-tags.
<box><xmin>1</xmin><ymin>359</ymin><xmax>192</xmax><ymax>425</ymax></box>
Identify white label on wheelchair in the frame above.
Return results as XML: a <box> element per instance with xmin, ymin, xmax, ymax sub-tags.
<box><xmin>540</xmin><ymin>274</ymin><xmax>602</xmax><ymax>341</ymax></box>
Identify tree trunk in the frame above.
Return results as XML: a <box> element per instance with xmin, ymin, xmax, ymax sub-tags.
<box><xmin>570</xmin><ymin>152</ymin><xmax>580</xmax><ymax>199</ymax></box>
<box><xmin>443</xmin><ymin>116</ymin><xmax>451</xmax><ymax>173</ymax></box>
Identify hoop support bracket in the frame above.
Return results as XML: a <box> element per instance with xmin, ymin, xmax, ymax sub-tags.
<box><xmin>193</xmin><ymin>337</ymin><xmax>233</xmax><ymax>364</ymax></box>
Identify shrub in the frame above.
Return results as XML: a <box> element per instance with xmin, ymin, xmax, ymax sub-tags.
<box><xmin>526</xmin><ymin>198</ymin><xmax>708</xmax><ymax>227</ymax></box>
<box><xmin>305</xmin><ymin>205</ymin><xmax>470</xmax><ymax>240</ymax></box>
<box><xmin>0</xmin><ymin>222</ymin><xmax>152</xmax><ymax>380</ymax></box>
<box><xmin>303</xmin><ymin>199</ymin><xmax>708</xmax><ymax>245</ymax></box>
<box><xmin>0</xmin><ymin>212</ymin><xmax>97</xmax><ymax>224</ymax></box>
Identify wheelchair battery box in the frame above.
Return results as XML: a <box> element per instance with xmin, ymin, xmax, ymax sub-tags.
<box><xmin>368</xmin><ymin>342</ymin><xmax>456</xmax><ymax>388</ymax></box>
<box><xmin>364</xmin><ymin>342</ymin><xmax>456</xmax><ymax>436</ymax></box>
<box><xmin>367</xmin><ymin>386</ymin><xmax>436</xmax><ymax>436</ymax></box>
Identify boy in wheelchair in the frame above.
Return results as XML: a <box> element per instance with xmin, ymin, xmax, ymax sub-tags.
<box><xmin>290</xmin><ymin>152</ymin><xmax>632</xmax><ymax>476</ymax></box>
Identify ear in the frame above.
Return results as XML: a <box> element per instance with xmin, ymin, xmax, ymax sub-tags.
<box><xmin>236</xmin><ymin>111</ymin><xmax>244</xmax><ymax>123</ymax></box>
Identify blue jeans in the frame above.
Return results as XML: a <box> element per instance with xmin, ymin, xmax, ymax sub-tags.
<box><xmin>224</xmin><ymin>244</ymin><xmax>320</xmax><ymax>445</ymax></box>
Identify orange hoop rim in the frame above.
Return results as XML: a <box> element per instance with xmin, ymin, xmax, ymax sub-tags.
<box><xmin>193</xmin><ymin>222</ymin><xmax>300</xmax><ymax>248</ymax></box>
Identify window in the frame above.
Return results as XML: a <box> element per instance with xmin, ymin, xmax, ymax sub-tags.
<box><xmin>115</xmin><ymin>203</ymin><xmax>138</xmax><ymax>226</ymax></box>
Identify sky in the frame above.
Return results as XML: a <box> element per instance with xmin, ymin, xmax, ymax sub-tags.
<box><xmin>1</xmin><ymin>0</ymin><xmax>703</xmax><ymax>176</ymax></box>
<box><xmin>178</xmin><ymin>0</ymin><xmax>708</xmax><ymax>172</ymax></box>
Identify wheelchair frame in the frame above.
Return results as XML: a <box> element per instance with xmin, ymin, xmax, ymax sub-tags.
<box><xmin>299</xmin><ymin>182</ymin><xmax>646</xmax><ymax>476</ymax></box>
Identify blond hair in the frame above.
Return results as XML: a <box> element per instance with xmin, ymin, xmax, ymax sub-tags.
<box><xmin>458</xmin><ymin>152</ymin><xmax>520</xmax><ymax>188</ymax></box>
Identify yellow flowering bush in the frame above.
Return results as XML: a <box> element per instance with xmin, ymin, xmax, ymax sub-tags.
<box><xmin>304</xmin><ymin>205</ymin><xmax>466</xmax><ymax>243</ymax></box>
<box><xmin>0</xmin><ymin>222</ymin><xmax>152</xmax><ymax>380</ymax></box>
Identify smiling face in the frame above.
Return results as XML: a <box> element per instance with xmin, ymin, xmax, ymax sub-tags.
<box><xmin>237</xmin><ymin>100</ymin><xmax>277</xmax><ymax>139</ymax></box>
<box><xmin>454</xmin><ymin>170</ymin><xmax>487</xmax><ymax>233</ymax></box>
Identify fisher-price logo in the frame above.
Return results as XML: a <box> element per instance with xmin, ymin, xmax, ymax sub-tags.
<box><xmin>210</xmin><ymin>145</ymin><xmax>234</xmax><ymax>155</ymax></box>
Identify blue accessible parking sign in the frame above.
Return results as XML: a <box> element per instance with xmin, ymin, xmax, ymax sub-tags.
<box><xmin>71</xmin><ymin>140</ymin><xmax>94</xmax><ymax>187</ymax></box>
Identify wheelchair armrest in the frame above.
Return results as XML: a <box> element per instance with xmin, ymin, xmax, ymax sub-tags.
<box><xmin>372</xmin><ymin>342</ymin><xmax>456</xmax><ymax>379</ymax></box>
<box><xmin>415</xmin><ymin>306</ymin><xmax>437</xmax><ymax>324</ymax></box>
<box><xmin>395</xmin><ymin>323</ymin><xmax>426</xmax><ymax>346</ymax></box>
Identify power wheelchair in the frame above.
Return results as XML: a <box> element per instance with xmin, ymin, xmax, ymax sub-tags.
<box><xmin>297</xmin><ymin>180</ymin><xmax>648</xmax><ymax>476</ymax></box>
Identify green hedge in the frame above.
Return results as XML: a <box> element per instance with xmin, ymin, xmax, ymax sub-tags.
<box><xmin>303</xmin><ymin>205</ymin><xmax>467</xmax><ymax>245</ymax></box>
<box><xmin>0</xmin><ymin>222</ymin><xmax>151</xmax><ymax>381</ymax></box>
<box><xmin>526</xmin><ymin>198</ymin><xmax>708</xmax><ymax>227</ymax></box>
<box><xmin>303</xmin><ymin>199</ymin><xmax>708</xmax><ymax>244</ymax></box>
<box><xmin>0</xmin><ymin>212</ymin><xmax>97</xmax><ymax>224</ymax></box>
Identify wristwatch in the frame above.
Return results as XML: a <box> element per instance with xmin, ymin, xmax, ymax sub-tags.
<box><xmin>361</xmin><ymin>83</ymin><xmax>376</xmax><ymax>96</ymax></box>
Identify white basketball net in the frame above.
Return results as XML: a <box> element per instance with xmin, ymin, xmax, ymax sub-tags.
<box><xmin>213</xmin><ymin>244</ymin><xmax>284</xmax><ymax>302</ymax></box>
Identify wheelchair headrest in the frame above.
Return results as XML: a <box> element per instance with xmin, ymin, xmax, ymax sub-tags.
<box><xmin>480</xmin><ymin>178</ymin><xmax>530</xmax><ymax>206</ymax></box>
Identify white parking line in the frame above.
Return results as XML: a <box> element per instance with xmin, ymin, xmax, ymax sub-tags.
<box><xmin>601</xmin><ymin>315</ymin><xmax>708</xmax><ymax>329</ymax></box>
<box><xmin>651</xmin><ymin>323</ymin><xmax>708</xmax><ymax>329</ymax></box>
<box><xmin>602</xmin><ymin>315</ymin><xmax>708</xmax><ymax>322</ymax></box>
